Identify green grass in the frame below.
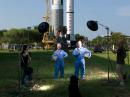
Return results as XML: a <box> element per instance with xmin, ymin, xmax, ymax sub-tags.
<box><xmin>0</xmin><ymin>50</ymin><xmax>130</xmax><ymax>97</ymax></box>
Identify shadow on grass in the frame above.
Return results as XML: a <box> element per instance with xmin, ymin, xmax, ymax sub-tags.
<box><xmin>5</xmin><ymin>78</ymin><xmax>130</xmax><ymax>97</ymax></box>
<box><xmin>86</xmin><ymin>52</ymin><xmax>130</xmax><ymax>77</ymax></box>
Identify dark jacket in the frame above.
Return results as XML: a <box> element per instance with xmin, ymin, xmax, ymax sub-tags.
<box><xmin>117</xmin><ymin>47</ymin><xmax>126</xmax><ymax>64</ymax></box>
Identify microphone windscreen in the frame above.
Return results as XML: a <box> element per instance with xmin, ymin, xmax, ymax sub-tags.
<box><xmin>87</xmin><ymin>20</ymin><xmax>98</xmax><ymax>31</ymax></box>
<box><xmin>38</xmin><ymin>22</ymin><xmax>49</xmax><ymax>34</ymax></box>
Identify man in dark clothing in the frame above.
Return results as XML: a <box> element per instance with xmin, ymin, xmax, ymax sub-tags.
<box><xmin>20</xmin><ymin>45</ymin><xmax>33</xmax><ymax>86</ymax></box>
<box><xmin>112</xmin><ymin>40</ymin><xmax>126</xmax><ymax>86</ymax></box>
<box><xmin>116</xmin><ymin>47</ymin><xmax>126</xmax><ymax>65</ymax></box>
<box><xmin>55</xmin><ymin>29</ymin><xmax>68</xmax><ymax>52</ymax></box>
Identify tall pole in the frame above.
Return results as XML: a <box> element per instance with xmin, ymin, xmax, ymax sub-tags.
<box><xmin>99</xmin><ymin>22</ymin><xmax>111</xmax><ymax>82</ymax></box>
<box><xmin>106</xmin><ymin>27</ymin><xmax>110</xmax><ymax>82</ymax></box>
<box><xmin>66</xmin><ymin>0</ymin><xmax>75</xmax><ymax>41</ymax></box>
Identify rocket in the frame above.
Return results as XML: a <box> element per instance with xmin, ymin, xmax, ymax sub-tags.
<box><xmin>66</xmin><ymin>0</ymin><xmax>75</xmax><ymax>41</ymax></box>
<box><xmin>51</xmin><ymin>0</ymin><xmax>63</xmax><ymax>35</ymax></box>
<box><xmin>51</xmin><ymin>0</ymin><xmax>75</xmax><ymax>41</ymax></box>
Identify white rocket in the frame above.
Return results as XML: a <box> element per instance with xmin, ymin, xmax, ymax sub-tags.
<box><xmin>51</xmin><ymin>0</ymin><xmax>75</xmax><ymax>41</ymax></box>
<box><xmin>66</xmin><ymin>0</ymin><xmax>75</xmax><ymax>41</ymax></box>
<box><xmin>51</xmin><ymin>0</ymin><xmax>63</xmax><ymax>35</ymax></box>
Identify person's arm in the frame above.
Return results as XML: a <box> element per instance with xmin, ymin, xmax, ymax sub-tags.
<box><xmin>73</xmin><ymin>48</ymin><xmax>80</xmax><ymax>56</ymax></box>
<box><xmin>123</xmin><ymin>48</ymin><xmax>127</xmax><ymax>59</ymax></box>
<box><xmin>53</xmin><ymin>50</ymin><xmax>57</xmax><ymax>56</ymax></box>
<box><xmin>63</xmin><ymin>50</ymin><xmax>68</xmax><ymax>58</ymax></box>
<box><xmin>51</xmin><ymin>50</ymin><xmax>58</xmax><ymax>61</ymax></box>
<box><xmin>20</xmin><ymin>52</ymin><xmax>24</xmax><ymax>64</ymax></box>
<box><xmin>28</xmin><ymin>52</ymin><xmax>31</xmax><ymax>62</ymax></box>
<box><xmin>111</xmin><ymin>48</ymin><xmax>117</xmax><ymax>54</ymax></box>
<box><xmin>84</xmin><ymin>48</ymin><xmax>92</xmax><ymax>58</ymax></box>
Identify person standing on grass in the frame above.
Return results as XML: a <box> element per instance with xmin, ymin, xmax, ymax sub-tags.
<box><xmin>73</xmin><ymin>41</ymin><xmax>91</xmax><ymax>80</ymax></box>
<box><xmin>20</xmin><ymin>45</ymin><xmax>33</xmax><ymax>86</ymax></box>
<box><xmin>52</xmin><ymin>43</ymin><xmax>68</xmax><ymax>79</ymax></box>
<box><xmin>111</xmin><ymin>40</ymin><xmax>126</xmax><ymax>86</ymax></box>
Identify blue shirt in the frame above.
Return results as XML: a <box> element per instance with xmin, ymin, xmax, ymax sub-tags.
<box><xmin>53</xmin><ymin>49</ymin><xmax>68</xmax><ymax>61</ymax></box>
<box><xmin>73</xmin><ymin>47</ymin><xmax>91</xmax><ymax>60</ymax></box>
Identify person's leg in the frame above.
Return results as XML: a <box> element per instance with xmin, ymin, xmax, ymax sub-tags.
<box><xmin>27</xmin><ymin>73</ymin><xmax>34</xmax><ymax>85</ymax></box>
<box><xmin>75</xmin><ymin>61</ymin><xmax>79</xmax><ymax>78</ymax></box>
<box><xmin>27</xmin><ymin>67</ymin><xmax>33</xmax><ymax>81</ymax></box>
<box><xmin>60</xmin><ymin>62</ymin><xmax>64</xmax><ymax>78</ymax></box>
<box><xmin>28</xmin><ymin>74</ymin><xmax>32</xmax><ymax>81</ymax></box>
<box><xmin>54</xmin><ymin>63</ymin><xmax>59</xmax><ymax>79</ymax></box>
<box><xmin>80</xmin><ymin>60</ymin><xmax>86</xmax><ymax>80</ymax></box>
<box><xmin>116</xmin><ymin>64</ymin><xmax>124</xmax><ymax>85</ymax></box>
<box><xmin>21</xmin><ymin>68</ymin><xmax>26</xmax><ymax>85</ymax></box>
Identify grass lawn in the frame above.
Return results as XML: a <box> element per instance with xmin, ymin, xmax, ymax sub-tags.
<box><xmin>0</xmin><ymin>50</ymin><xmax>130</xmax><ymax>97</ymax></box>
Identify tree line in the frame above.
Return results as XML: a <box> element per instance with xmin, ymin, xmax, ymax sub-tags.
<box><xmin>0</xmin><ymin>26</ymin><xmax>42</xmax><ymax>44</ymax></box>
<box><xmin>89</xmin><ymin>32</ymin><xmax>130</xmax><ymax>50</ymax></box>
<box><xmin>0</xmin><ymin>27</ymin><xmax>129</xmax><ymax>49</ymax></box>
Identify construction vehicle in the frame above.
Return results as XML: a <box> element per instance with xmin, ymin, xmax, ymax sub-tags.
<box><xmin>42</xmin><ymin>0</ymin><xmax>55</xmax><ymax>50</ymax></box>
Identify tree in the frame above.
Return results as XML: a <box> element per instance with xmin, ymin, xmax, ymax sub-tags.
<box><xmin>110</xmin><ymin>32</ymin><xmax>125</xmax><ymax>45</ymax></box>
<box><xmin>75</xmin><ymin>33</ymin><xmax>85</xmax><ymax>41</ymax></box>
<box><xmin>0</xmin><ymin>29</ymin><xmax>8</xmax><ymax>43</ymax></box>
<box><xmin>0</xmin><ymin>29</ymin><xmax>7</xmax><ymax>37</ymax></box>
<box><xmin>28</xmin><ymin>29</ymin><xmax>41</xmax><ymax>43</ymax></box>
<box><xmin>3</xmin><ymin>28</ymin><xmax>42</xmax><ymax>44</ymax></box>
<box><xmin>90</xmin><ymin>36</ymin><xmax>106</xmax><ymax>46</ymax></box>
<box><xmin>89</xmin><ymin>32</ymin><xmax>128</xmax><ymax>51</ymax></box>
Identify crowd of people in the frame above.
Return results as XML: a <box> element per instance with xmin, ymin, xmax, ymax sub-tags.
<box><xmin>20</xmin><ymin>41</ymin><xmax>91</xmax><ymax>81</ymax></box>
<box><xmin>19</xmin><ymin>38</ymin><xmax>128</xmax><ymax>97</ymax></box>
<box><xmin>20</xmin><ymin>40</ymin><xmax>91</xmax><ymax>85</ymax></box>
<box><xmin>20</xmin><ymin>40</ymin><xmax>91</xmax><ymax>97</ymax></box>
<box><xmin>20</xmin><ymin>40</ymin><xmax>127</xmax><ymax>82</ymax></box>
<box><xmin>20</xmin><ymin>38</ymin><xmax>127</xmax><ymax>97</ymax></box>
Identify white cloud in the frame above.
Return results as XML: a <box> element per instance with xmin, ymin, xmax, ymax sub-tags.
<box><xmin>117</xmin><ymin>6</ymin><xmax>130</xmax><ymax>16</ymax></box>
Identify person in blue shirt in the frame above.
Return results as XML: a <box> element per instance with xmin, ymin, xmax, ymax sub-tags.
<box><xmin>52</xmin><ymin>43</ymin><xmax>68</xmax><ymax>79</ymax></box>
<box><xmin>73</xmin><ymin>41</ymin><xmax>91</xmax><ymax>79</ymax></box>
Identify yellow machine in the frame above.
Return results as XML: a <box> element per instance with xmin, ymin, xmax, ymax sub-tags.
<box><xmin>42</xmin><ymin>0</ymin><xmax>55</xmax><ymax>50</ymax></box>
<box><xmin>42</xmin><ymin>32</ymin><xmax>55</xmax><ymax>49</ymax></box>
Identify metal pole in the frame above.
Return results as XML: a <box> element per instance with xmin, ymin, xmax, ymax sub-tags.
<box><xmin>106</xmin><ymin>27</ymin><xmax>110</xmax><ymax>82</ymax></box>
<box><xmin>98</xmin><ymin>22</ymin><xmax>111</xmax><ymax>82</ymax></box>
<box><xmin>17</xmin><ymin>47</ymin><xmax>22</xmax><ymax>97</ymax></box>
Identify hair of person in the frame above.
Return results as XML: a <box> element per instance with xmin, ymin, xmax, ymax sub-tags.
<box><xmin>77</xmin><ymin>40</ymin><xmax>82</xmax><ymax>47</ymax></box>
<box><xmin>57</xmin><ymin>43</ymin><xmax>61</xmax><ymax>46</ymax></box>
<box><xmin>22</xmin><ymin>45</ymin><xmax>28</xmax><ymax>51</ymax></box>
<box><xmin>70</xmin><ymin>75</ymin><xmax>78</xmax><ymax>85</ymax></box>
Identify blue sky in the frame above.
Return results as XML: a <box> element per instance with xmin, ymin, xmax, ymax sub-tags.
<box><xmin>0</xmin><ymin>0</ymin><xmax>130</xmax><ymax>40</ymax></box>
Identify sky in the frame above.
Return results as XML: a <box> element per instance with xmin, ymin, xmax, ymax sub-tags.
<box><xmin>0</xmin><ymin>0</ymin><xmax>130</xmax><ymax>40</ymax></box>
